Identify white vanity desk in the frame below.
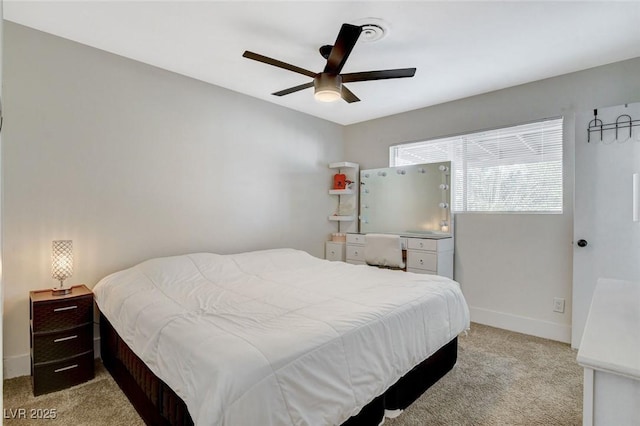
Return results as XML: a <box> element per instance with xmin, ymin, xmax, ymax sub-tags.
<box><xmin>343</xmin><ymin>233</ymin><xmax>454</xmax><ymax>279</ymax></box>
<box><xmin>576</xmin><ymin>278</ymin><xmax>640</xmax><ymax>426</ymax></box>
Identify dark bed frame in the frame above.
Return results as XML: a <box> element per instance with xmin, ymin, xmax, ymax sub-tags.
<box><xmin>100</xmin><ymin>313</ymin><xmax>457</xmax><ymax>426</ymax></box>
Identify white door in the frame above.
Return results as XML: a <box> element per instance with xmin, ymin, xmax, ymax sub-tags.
<box><xmin>572</xmin><ymin>102</ymin><xmax>640</xmax><ymax>348</ymax></box>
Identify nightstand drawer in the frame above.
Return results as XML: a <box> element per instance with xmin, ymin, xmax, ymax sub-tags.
<box><xmin>32</xmin><ymin>324</ymin><xmax>93</xmax><ymax>363</ymax></box>
<box><xmin>32</xmin><ymin>351</ymin><xmax>94</xmax><ymax>396</ymax></box>
<box><xmin>31</xmin><ymin>296</ymin><xmax>93</xmax><ymax>332</ymax></box>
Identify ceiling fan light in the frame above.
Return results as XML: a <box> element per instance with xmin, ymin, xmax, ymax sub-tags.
<box><xmin>315</xmin><ymin>89</ymin><xmax>341</xmax><ymax>102</ymax></box>
<box><xmin>314</xmin><ymin>73</ymin><xmax>342</xmax><ymax>102</ymax></box>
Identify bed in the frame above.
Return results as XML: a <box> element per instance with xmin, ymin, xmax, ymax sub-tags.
<box><xmin>94</xmin><ymin>248</ymin><xmax>469</xmax><ymax>425</ymax></box>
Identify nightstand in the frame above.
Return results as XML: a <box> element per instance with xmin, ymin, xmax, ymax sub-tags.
<box><xmin>30</xmin><ymin>284</ymin><xmax>94</xmax><ymax>396</ymax></box>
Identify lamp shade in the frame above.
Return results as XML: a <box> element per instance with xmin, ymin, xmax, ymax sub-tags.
<box><xmin>52</xmin><ymin>240</ymin><xmax>73</xmax><ymax>282</ymax></box>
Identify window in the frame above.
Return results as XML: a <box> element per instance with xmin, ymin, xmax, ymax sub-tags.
<box><xmin>390</xmin><ymin>118</ymin><xmax>563</xmax><ymax>213</ymax></box>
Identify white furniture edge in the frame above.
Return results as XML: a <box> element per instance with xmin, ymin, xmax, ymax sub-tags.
<box><xmin>577</xmin><ymin>278</ymin><xmax>640</xmax><ymax>426</ymax></box>
<box><xmin>576</xmin><ymin>278</ymin><xmax>640</xmax><ymax>379</ymax></box>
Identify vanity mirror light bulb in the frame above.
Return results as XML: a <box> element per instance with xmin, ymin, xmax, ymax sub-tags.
<box><xmin>396</xmin><ymin>169</ymin><xmax>406</xmax><ymax>175</ymax></box>
<box><xmin>377</xmin><ymin>171</ymin><xmax>387</xmax><ymax>177</ymax></box>
<box><xmin>439</xmin><ymin>184</ymin><xmax>449</xmax><ymax>190</ymax></box>
<box><xmin>439</xmin><ymin>202</ymin><xmax>449</xmax><ymax>209</ymax></box>
<box><xmin>439</xmin><ymin>165</ymin><xmax>449</xmax><ymax>172</ymax></box>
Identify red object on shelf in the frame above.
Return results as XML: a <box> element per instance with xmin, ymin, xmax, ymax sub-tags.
<box><xmin>333</xmin><ymin>173</ymin><xmax>347</xmax><ymax>190</ymax></box>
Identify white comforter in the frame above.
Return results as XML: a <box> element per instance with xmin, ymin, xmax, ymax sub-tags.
<box><xmin>94</xmin><ymin>248</ymin><xmax>469</xmax><ymax>426</ymax></box>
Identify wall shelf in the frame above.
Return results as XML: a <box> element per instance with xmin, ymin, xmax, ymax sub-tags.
<box><xmin>329</xmin><ymin>161</ymin><xmax>359</xmax><ymax>169</ymax></box>
<box><xmin>328</xmin><ymin>215</ymin><xmax>356</xmax><ymax>222</ymax></box>
<box><xmin>327</xmin><ymin>161</ymin><xmax>359</xmax><ymax>241</ymax></box>
<box><xmin>329</xmin><ymin>189</ymin><xmax>355</xmax><ymax>195</ymax></box>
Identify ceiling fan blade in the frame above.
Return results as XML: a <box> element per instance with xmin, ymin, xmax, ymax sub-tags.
<box><xmin>341</xmin><ymin>85</ymin><xmax>360</xmax><ymax>103</ymax></box>
<box><xmin>243</xmin><ymin>51</ymin><xmax>316</xmax><ymax>78</ymax></box>
<box><xmin>341</xmin><ymin>68</ymin><xmax>417</xmax><ymax>83</ymax></box>
<box><xmin>272</xmin><ymin>82</ymin><xmax>314</xmax><ymax>97</ymax></box>
<box><xmin>323</xmin><ymin>24</ymin><xmax>362</xmax><ymax>75</ymax></box>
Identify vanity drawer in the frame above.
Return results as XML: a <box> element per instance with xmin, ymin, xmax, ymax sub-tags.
<box><xmin>346</xmin><ymin>233</ymin><xmax>365</xmax><ymax>245</ymax></box>
<box><xmin>346</xmin><ymin>245</ymin><xmax>365</xmax><ymax>261</ymax></box>
<box><xmin>407</xmin><ymin>251</ymin><xmax>437</xmax><ymax>272</ymax></box>
<box><xmin>407</xmin><ymin>238</ymin><xmax>438</xmax><ymax>252</ymax></box>
<box><xmin>325</xmin><ymin>242</ymin><xmax>345</xmax><ymax>262</ymax></box>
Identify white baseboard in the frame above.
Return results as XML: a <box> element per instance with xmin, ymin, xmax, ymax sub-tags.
<box><xmin>3</xmin><ymin>354</ymin><xmax>30</xmax><ymax>379</ymax></box>
<box><xmin>470</xmin><ymin>306</ymin><xmax>571</xmax><ymax>343</ymax></box>
<box><xmin>3</xmin><ymin>337</ymin><xmax>102</xmax><ymax>379</ymax></box>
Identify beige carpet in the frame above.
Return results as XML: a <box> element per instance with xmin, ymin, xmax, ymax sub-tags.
<box><xmin>3</xmin><ymin>360</ymin><xmax>144</xmax><ymax>426</ymax></box>
<box><xmin>3</xmin><ymin>323</ymin><xmax>581</xmax><ymax>425</ymax></box>
<box><xmin>385</xmin><ymin>323</ymin><xmax>582</xmax><ymax>426</ymax></box>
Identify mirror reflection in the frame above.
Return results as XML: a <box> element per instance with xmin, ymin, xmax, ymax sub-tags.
<box><xmin>359</xmin><ymin>162</ymin><xmax>451</xmax><ymax>235</ymax></box>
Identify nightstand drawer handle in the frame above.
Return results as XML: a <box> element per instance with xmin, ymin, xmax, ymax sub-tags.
<box><xmin>53</xmin><ymin>335</ymin><xmax>78</xmax><ymax>343</ymax></box>
<box><xmin>53</xmin><ymin>305</ymin><xmax>77</xmax><ymax>312</ymax></box>
<box><xmin>54</xmin><ymin>364</ymin><xmax>78</xmax><ymax>373</ymax></box>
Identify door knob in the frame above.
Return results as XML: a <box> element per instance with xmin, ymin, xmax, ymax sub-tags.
<box><xmin>577</xmin><ymin>239</ymin><xmax>588</xmax><ymax>247</ymax></box>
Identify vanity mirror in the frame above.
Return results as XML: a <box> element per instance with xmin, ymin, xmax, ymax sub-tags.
<box><xmin>359</xmin><ymin>162</ymin><xmax>451</xmax><ymax>235</ymax></box>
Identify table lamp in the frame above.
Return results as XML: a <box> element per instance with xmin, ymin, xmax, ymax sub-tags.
<box><xmin>51</xmin><ymin>240</ymin><xmax>73</xmax><ymax>296</ymax></box>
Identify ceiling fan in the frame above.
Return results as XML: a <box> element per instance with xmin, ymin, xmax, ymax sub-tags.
<box><xmin>242</xmin><ymin>23</ymin><xmax>416</xmax><ymax>103</ymax></box>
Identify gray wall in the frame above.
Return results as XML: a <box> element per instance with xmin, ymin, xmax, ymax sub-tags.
<box><xmin>2</xmin><ymin>22</ymin><xmax>343</xmax><ymax>376</ymax></box>
<box><xmin>344</xmin><ymin>57</ymin><xmax>640</xmax><ymax>343</ymax></box>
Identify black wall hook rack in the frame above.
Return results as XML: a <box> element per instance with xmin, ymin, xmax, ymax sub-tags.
<box><xmin>587</xmin><ymin>108</ymin><xmax>639</xmax><ymax>142</ymax></box>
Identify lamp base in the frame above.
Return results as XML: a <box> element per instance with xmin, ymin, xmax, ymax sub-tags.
<box><xmin>52</xmin><ymin>287</ymin><xmax>72</xmax><ymax>296</ymax></box>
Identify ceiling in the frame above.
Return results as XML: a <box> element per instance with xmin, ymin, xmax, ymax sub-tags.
<box><xmin>5</xmin><ymin>1</ymin><xmax>640</xmax><ymax>125</ymax></box>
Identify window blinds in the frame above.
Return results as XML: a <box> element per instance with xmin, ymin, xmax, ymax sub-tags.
<box><xmin>390</xmin><ymin>118</ymin><xmax>563</xmax><ymax>212</ymax></box>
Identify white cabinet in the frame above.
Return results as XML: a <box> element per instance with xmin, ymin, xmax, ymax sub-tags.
<box><xmin>325</xmin><ymin>242</ymin><xmax>346</xmax><ymax>262</ymax></box>
<box><xmin>345</xmin><ymin>233</ymin><xmax>366</xmax><ymax>264</ymax></box>
<box><xmin>345</xmin><ymin>234</ymin><xmax>454</xmax><ymax>279</ymax></box>
<box><xmin>406</xmin><ymin>237</ymin><xmax>454</xmax><ymax>278</ymax></box>
<box><xmin>577</xmin><ymin>278</ymin><xmax>640</xmax><ymax>426</ymax></box>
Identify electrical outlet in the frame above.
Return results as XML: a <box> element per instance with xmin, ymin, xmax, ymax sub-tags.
<box><xmin>553</xmin><ymin>297</ymin><xmax>565</xmax><ymax>313</ymax></box>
